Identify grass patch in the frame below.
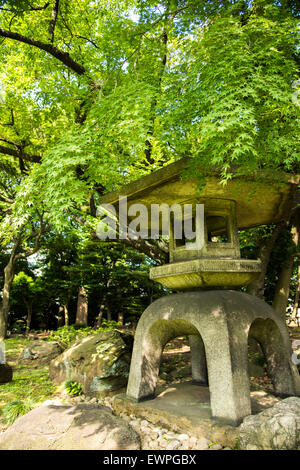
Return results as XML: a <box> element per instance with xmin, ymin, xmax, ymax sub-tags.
<box><xmin>4</xmin><ymin>337</ymin><xmax>31</xmax><ymax>363</ymax></box>
<box><xmin>2</xmin><ymin>400</ymin><xmax>34</xmax><ymax>426</ymax></box>
<box><xmin>0</xmin><ymin>337</ymin><xmax>58</xmax><ymax>430</ymax></box>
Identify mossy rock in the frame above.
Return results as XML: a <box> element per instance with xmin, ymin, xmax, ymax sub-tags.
<box><xmin>49</xmin><ymin>330</ymin><xmax>133</xmax><ymax>396</ymax></box>
<box><xmin>18</xmin><ymin>340</ymin><xmax>64</xmax><ymax>365</ymax></box>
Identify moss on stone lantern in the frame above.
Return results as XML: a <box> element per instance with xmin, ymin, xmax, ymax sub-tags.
<box><xmin>99</xmin><ymin>158</ymin><xmax>298</xmax><ymax>291</ymax></box>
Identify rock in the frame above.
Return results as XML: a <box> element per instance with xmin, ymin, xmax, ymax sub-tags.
<box><xmin>0</xmin><ymin>363</ymin><xmax>13</xmax><ymax>383</ymax></box>
<box><xmin>0</xmin><ymin>403</ymin><xmax>140</xmax><ymax>450</ymax></box>
<box><xmin>49</xmin><ymin>330</ymin><xmax>133</xmax><ymax>395</ymax></box>
<box><xmin>196</xmin><ymin>437</ymin><xmax>210</xmax><ymax>450</ymax></box>
<box><xmin>121</xmin><ymin>414</ymin><xmax>131</xmax><ymax>423</ymax></box>
<box><xmin>158</xmin><ymin>436</ymin><xmax>168</xmax><ymax>448</ymax></box>
<box><xmin>72</xmin><ymin>396</ymin><xmax>82</xmax><ymax>403</ymax></box>
<box><xmin>209</xmin><ymin>443</ymin><xmax>222</xmax><ymax>450</ymax></box>
<box><xmin>129</xmin><ymin>420</ymin><xmax>141</xmax><ymax>431</ymax></box>
<box><xmin>18</xmin><ymin>341</ymin><xmax>63</xmax><ymax>365</ymax></box>
<box><xmin>177</xmin><ymin>433</ymin><xmax>189</xmax><ymax>441</ymax></box>
<box><xmin>166</xmin><ymin>439</ymin><xmax>180</xmax><ymax>450</ymax></box>
<box><xmin>239</xmin><ymin>397</ymin><xmax>300</xmax><ymax>450</ymax></box>
<box><xmin>189</xmin><ymin>436</ymin><xmax>198</xmax><ymax>447</ymax></box>
<box><xmin>41</xmin><ymin>399</ymin><xmax>63</xmax><ymax>406</ymax></box>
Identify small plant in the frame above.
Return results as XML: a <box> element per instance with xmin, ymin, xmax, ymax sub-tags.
<box><xmin>208</xmin><ymin>441</ymin><xmax>219</xmax><ymax>448</ymax></box>
<box><xmin>48</xmin><ymin>322</ymin><xmax>122</xmax><ymax>348</ymax></box>
<box><xmin>64</xmin><ymin>380</ymin><xmax>83</xmax><ymax>396</ymax></box>
<box><xmin>2</xmin><ymin>400</ymin><xmax>33</xmax><ymax>425</ymax></box>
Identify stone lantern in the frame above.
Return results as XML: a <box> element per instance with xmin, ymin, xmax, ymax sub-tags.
<box><xmin>150</xmin><ymin>197</ymin><xmax>261</xmax><ymax>291</ymax></box>
<box><xmin>99</xmin><ymin>158</ymin><xmax>300</xmax><ymax>425</ymax></box>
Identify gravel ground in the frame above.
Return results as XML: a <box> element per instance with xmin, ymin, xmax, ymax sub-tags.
<box><xmin>65</xmin><ymin>394</ymin><xmax>231</xmax><ymax>451</ymax></box>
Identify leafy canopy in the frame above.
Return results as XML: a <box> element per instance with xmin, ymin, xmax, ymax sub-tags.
<box><xmin>0</xmin><ymin>0</ymin><xmax>298</xmax><ymax>234</ymax></box>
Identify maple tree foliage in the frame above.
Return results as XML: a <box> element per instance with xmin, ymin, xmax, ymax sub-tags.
<box><xmin>0</xmin><ymin>0</ymin><xmax>298</xmax><ymax>335</ymax></box>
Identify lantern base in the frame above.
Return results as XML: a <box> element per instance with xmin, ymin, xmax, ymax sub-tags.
<box><xmin>150</xmin><ymin>258</ymin><xmax>261</xmax><ymax>290</ymax></box>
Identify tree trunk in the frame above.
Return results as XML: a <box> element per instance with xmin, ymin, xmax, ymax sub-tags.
<box><xmin>106</xmin><ymin>301</ymin><xmax>112</xmax><ymax>322</ymax></box>
<box><xmin>64</xmin><ymin>303</ymin><xmax>69</xmax><ymax>327</ymax></box>
<box><xmin>57</xmin><ymin>306</ymin><xmax>64</xmax><ymax>327</ymax></box>
<box><xmin>25</xmin><ymin>300</ymin><xmax>33</xmax><ymax>333</ymax></box>
<box><xmin>96</xmin><ymin>268</ymin><xmax>115</xmax><ymax>328</ymax></box>
<box><xmin>272</xmin><ymin>257</ymin><xmax>294</xmax><ymax>320</ymax></box>
<box><xmin>0</xmin><ymin>255</ymin><xmax>16</xmax><ymax>341</ymax></box>
<box><xmin>247</xmin><ymin>222</ymin><xmax>285</xmax><ymax>297</ymax></box>
<box><xmin>272</xmin><ymin>222</ymin><xmax>299</xmax><ymax>320</ymax></box>
<box><xmin>75</xmin><ymin>286</ymin><xmax>88</xmax><ymax>325</ymax></box>
<box><xmin>291</xmin><ymin>263</ymin><xmax>300</xmax><ymax>325</ymax></box>
<box><xmin>96</xmin><ymin>294</ymin><xmax>107</xmax><ymax>328</ymax></box>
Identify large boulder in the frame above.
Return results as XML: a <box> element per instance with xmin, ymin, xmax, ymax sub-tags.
<box><xmin>0</xmin><ymin>363</ymin><xmax>13</xmax><ymax>383</ymax></box>
<box><xmin>239</xmin><ymin>397</ymin><xmax>300</xmax><ymax>450</ymax></box>
<box><xmin>49</xmin><ymin>330</ymin><xmax>133</xmax><ymax>395</ymax></box>
<box><xmin>18</xmin><ymin>340</ymin><xmax>64</xmax><ymax>365</ymax></box>
<box><xmin>0</xmin><ymin>402</ymin><xmax>140</xmax><ymax>450</ymax></box>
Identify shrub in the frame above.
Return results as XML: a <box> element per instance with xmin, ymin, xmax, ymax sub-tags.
<box><xmin>48</xmin><ymin>321</ymin><xmax>121</xmax><ymax>348</ymax></box>
<box><xmin>2</xmin><ymin>400</ymin><xmax>33</xmax><ymax>425</ymax></box>
<box><xmin>64</xmin><ymin>381</ymin><xmax>83</xmax><ymax>396</ymax></box>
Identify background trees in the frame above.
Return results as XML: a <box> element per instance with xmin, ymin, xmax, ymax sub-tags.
<box><xmin>0</xmin><ymin>0</ymin><xmax>299</xmax><ymax>334</ymax></box>
<box><xmin>7</xmin><ymin>234</ymin><xmax>166</xmax><ymax>331</ymax></box>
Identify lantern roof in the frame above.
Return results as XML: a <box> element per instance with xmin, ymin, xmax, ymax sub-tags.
<box><xmin>99</xmin><ymin>158</ymin><xmax>299</xmax><ymax>230</ymax></box>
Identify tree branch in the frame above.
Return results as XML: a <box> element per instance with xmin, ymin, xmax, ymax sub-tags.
<box><xmin>15</xmin><ymin>221</ymin><xmax>49</xmax><ymax>260</ymax></box>
<box><xmin>0</xmin><ymin>109</ymin><xmax>15</xmax><ymax>127</ymax></box>
<box><xmin>0</xmin><ymin>144</ymin><xmax>41</xmax><ymax>163</ymax></box>
<box><xmin>0</xmin><ymin>3</ymin><xmax>50</xmax><ymax>13</ymax></box>
<box><xmin>74</xmin><ymin>35</ymin><xmax>100</xmax><ymax>49</ymax></box>
<box><xmin>48</xmin><ymin>0</ymin><xmax>60</xmax><ymax>43</ymax></box>
<box><xmin>0</xmin><ymin>28</ymin><xmax>86</xmax><ymax>75</ymax></box>
<box><xmin>0</xmin><ymin>194</ymin><xmax>14</xmax><ymax>204</ymax></box>
<box><xmin>71</xmin><ymin>211</ymin><xmax>168</xmax><ymax>264</ymax></box>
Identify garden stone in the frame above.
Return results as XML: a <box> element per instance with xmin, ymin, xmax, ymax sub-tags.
<box><xmin>196</xmin><ymin>437</ymin><xmax>210</xmax><ymax>450</ymax></box>
<box><xmin>177</xmin><ymin>433</ymin><xmax>189</xmax><ymax>441</ymax></box>
<box><xmin>0</xmin><ymin>403</ymin><xmax>140</xmax><ymax>450</ymax></box>
<box><xmin>209</xmin><ymin>444</ymin><xmax>222</xmax><ymax>450</ymax></box>
<box><xmin>189</xmin><ymin>436</ymin><xmax>198</xmax><ymax>447</ymax></box>
<box><xmin>166</xmin><ymin>439</ymin><xmax>180</xmax><ymax>450</ymax></box>
<box><xmin>18</xmin><ymin>340</ymin><xmax>64</xmax><ymax>365</ymax></box>
<box><xmin>239</xmin><ymin>397</ymin><xmax>300</xmax><ymax>450</ymax></box>
<box><xmin>49</xmin><ymin>330</ymin><xmax>133</xmax><ymax>395</ymax></box>
<box><xmin>158</xmin><ymin>437</ymin><xmax>168</xmax><ymax>448</ymax></box>
<box><xmin>0</xmin><ymin>363</ymin><xmax>13</xmax><ymax>383</ymax></box>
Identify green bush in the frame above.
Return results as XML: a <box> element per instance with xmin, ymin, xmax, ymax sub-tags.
<box><xmin>2</xmin><ymin>400</ymin><xmax>33</xmax><ymax>425</ymax></box>
<box><xmin>64</xmin><ymin>381</ymin><xmax>83</xmax><ymax>396</ymax></box>
<box><xmin>48</xmin><ymin>321</ymin><xmax>121</xmax><ymax>348</ymax></box>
